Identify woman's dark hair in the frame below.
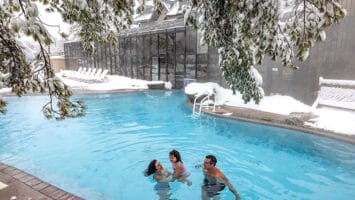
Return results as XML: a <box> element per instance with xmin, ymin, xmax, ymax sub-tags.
<box><xmin>206</xmin><ymin>155</ymin><xmax>217</xmax><ymax>166</ymax></box>
<box><xmin>144</xmin><ymin>159</ymin><xmax>157</xmax><ymax>176</ymax></box>
<box><xmin>169</xmin><ymin>149</ymin><xmax>182</xmax><ymax>163</ymax></box>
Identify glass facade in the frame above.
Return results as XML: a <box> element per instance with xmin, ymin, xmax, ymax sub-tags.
<box><xmin>64</xmin><ymin>19</ymin><xmax>221</xmax><ymax>89</ymax></box>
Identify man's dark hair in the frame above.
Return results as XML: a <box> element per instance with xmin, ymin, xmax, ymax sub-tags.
<box><xmin>206</xmin><ymin>155</ymin><xmax>217</xmax><ymax>166</ymax></box>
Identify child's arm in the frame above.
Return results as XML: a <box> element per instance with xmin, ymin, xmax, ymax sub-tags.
<box><xmin>154</xmin><ymin>173</ymin><xmax>172</xmax><ymax>182</ymax></box>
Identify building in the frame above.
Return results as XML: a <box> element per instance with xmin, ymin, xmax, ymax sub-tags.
<box><xmin>64</xmin><ymin>0</ymin><xmax>355</xmax><ymax>105</ymax></box>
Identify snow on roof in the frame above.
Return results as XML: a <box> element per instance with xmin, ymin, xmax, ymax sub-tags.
<box><xmin>134</xmin><ymin>12</ymin><xmax>153</xmax><ymax>22</ymax></box>
<box><xmin>166</xmin><ymin>1</ymin><xmax>181</xmax><ymax>16</ymax></box>
<box><xmin>320</xmin><ymin>77</ymin><xmax>355</xmax><ymax>87</ymax></box>
<box><xmin>50</xmin><ymin>56</ymin><xmax>65</xmax><ymax>59</ymax></box>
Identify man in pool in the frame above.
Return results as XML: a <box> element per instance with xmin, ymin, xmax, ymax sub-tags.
<box><xmin>199</xmin><ymin>155</ymin><xmax>241</xmax><ymax>200</ymax></box>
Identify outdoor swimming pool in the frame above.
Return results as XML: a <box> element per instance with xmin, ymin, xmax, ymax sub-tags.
<box><xmin>1</xmin><ymin>91</ymin><xmax>355</xmax><ymax>200</ymax></box>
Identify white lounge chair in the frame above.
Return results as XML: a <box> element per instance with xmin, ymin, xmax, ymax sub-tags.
<box><xmin>93</xmin><ymin>69</ymin><xmax>109</xmax><ymax>83</ymax></box>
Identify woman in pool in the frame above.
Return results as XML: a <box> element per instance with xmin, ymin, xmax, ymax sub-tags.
<box><xmin>169</xmin><ymin>149</ymin><xmax>192</xmax><ymax>186</ymax></box>
<box><xmin>144</xmin><ymin>159</ymin><xmax>172</xmax><ymax>190</ymax></box>
<box><xmin>145</xmin><ymin>159</ymin><xmax>173</xmax><ymax>199</ymax></box>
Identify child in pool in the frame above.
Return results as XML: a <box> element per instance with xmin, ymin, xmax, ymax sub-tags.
<box><xmin>169</xmin><ymin>149</ymin><xmax>192</xmax><ymax>186</ymax></box>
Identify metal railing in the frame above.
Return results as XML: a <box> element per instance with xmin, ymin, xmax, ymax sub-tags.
<box><xmin>192</xmin><ymin>91</ymin><xmax>216</xmax><ymax>117</ymax></box>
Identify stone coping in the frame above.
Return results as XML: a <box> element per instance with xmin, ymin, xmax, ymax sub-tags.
<box><xmin>188</xmin><ymin>101</ymin><xmax>355</xmax><ymax>144</ymax></box>
<box><xmin>0</xmin><ymin>162</ymin><xmax>83</xmax><ymax>200</ymax></box>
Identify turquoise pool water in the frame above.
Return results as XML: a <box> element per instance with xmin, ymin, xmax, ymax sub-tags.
<box><xmin>0</xmin><ymin>91</ymin><xmax>355</xmax><ymax>200</ymax></box>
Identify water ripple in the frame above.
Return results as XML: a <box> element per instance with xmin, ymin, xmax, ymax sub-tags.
<box><xmin>1</xmin><ymin>92</ymin><xmax>355</xmax><ymax>200</ymax></box>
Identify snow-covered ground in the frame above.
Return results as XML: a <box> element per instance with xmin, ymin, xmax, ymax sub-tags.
<box><xmin>1</xmin><ymin>71</ymin><xmax>354</xmax><ymax>136</ymax></box>
<box><xmin>185</xmin><ymin>82</ymin><xmax>355</xmax><ymax>135</ymax></box>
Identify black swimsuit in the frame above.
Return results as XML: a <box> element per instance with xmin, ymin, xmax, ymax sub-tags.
<box><xmin>202</xmin><ymin>178</ymin><xmax>226</xmax><ymax>197</ymax></box>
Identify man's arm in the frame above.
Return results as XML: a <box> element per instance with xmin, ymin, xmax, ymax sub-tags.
<box><xmin>217</xmin><ymin>173</ymin><xmax>241</xmax><ymax>200</ymax></box>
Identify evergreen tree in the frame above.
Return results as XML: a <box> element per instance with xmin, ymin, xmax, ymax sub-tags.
<box><xmin>184</xmin><ymin>0</ymin><xmax>346</xmax><ymax>103</ymax></box>
<box><xmin>0</xmin><ymin>0</ymin><xmax>346</xmax><ymax>119</ymax></box>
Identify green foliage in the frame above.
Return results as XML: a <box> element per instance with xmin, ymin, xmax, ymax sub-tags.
<box><xmin>0</xmin><ymin>99</ymin><xmax>7</xmax><ymax>114</ymax></box>
<box><xmin>185</xmin><ymin>0</ymin><xmax>346</xmax><ymax>103</ymax></box>
<box><xmin>0</xmin><ymin>1</ymin><xmax>86</xmax><ymax>120</ymax></box>
<box><xmin>0</xmin><ymin>0</ymin><xmax>347</xmax><ymax>119</ymax></box>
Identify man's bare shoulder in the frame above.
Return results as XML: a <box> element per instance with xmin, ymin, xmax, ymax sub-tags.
<box><xmin>213</xmin><ymin>167</ymin><xmax>227</xmax><ymax>179</ymax></box>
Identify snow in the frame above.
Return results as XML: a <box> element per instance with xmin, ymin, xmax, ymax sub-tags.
<box><xmin>185</xmin><ymin>82</ymin><xmax>355</xmax><ymax>136</ymax></box>
<box><xmin>50</xmin><ymin>56</ymin><xmax>65</xmax><ymax>59</ymax></box>
<box><xmin>319</xmin><ymin>31</ymin><xmax>326</xmax><ymax>41</ymax></box>
<box><xmin>185</xmin><ymin>82</ymin><xmax>310</xmax><ymax>115</ymax></box>
<box><xmin>134</xmin><ymin>13</ymin><xmax>153</xmax><ymax>21</ymax></box>
<box><xmin>36</xmin><ymin>3</ymin><xmax>70</xmax><ymax>41</ymax></box>
<box><xmin>166</xmin><ymin>1</ymin><xmax>181</xmax><ymax>16</ymax></box>
<box><xmin>320</xmin><ymin>77</ymin><xmax>355</xmax><ymax>87</ymax></box>
<box><xmin>1</xmin><ymin>73</ymin><xmax>354</xmax><ymax>136</ymax></box>
<box><xmin>306</xmin><ymin>108</ymin><xmax>355</xmax><ymax>135</ymax></box>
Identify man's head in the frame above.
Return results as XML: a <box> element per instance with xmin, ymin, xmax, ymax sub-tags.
<box><xmin>204</xmin><ymin>155</ymin><xmax>217</xmax><ymax>169</ymax></box>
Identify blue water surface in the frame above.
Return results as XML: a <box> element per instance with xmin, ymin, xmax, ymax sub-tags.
<box><xmin>0</xmin><ymin>91</ymin><xmax>355</xmax><ymax>200</ymax></box>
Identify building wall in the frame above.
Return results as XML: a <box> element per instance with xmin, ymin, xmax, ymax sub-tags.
<box><xmin>255</xmin><ymin>0</ymin><xmax>355</xmax><ymax>104</ymax></box>
<box><xmin>64</xmin><ymin>25</ymin><xmax>223</xmax><ymax>89</ymax></box>
<box><xmin>64</xmin><ymin>1</ymin><xmax>355</xmax><ymax>105</ymax></box>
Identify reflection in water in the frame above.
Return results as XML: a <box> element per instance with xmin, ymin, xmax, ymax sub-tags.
<box><xmin>1</xmin><ymin>92</ymin><xmax>355</xmax><ymax>200</ymax></box>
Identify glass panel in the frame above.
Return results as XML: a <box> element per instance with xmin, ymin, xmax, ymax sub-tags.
<box><xmin>151</xmin><ymin>33</ymin><xmax>158</xmax><ymax>56</ymax></box>
<box><xmin>143</xmin><ymin>35</ymin><xmax>151</xmax><ymax>80</ymax></box>
<box><xmin>197</xmin><ymin>30</ymin><xmax>208</xmax><ymax>54</ymax></box>
<box><xmin>125</xmin><ymin>37</ymin><xmax>131</xmax><ymax>77</ymax></box>
<box><xmin>151</xmin><ymin>56</ymin><xmax>159</xmax><ymax>81</ymax></box>
<box><xmin>159</xmin><ymin>33</ymin><xmax>167</xmax><ymax>81</ymax></box>
<box><xmin>197</xmin><ymin>54</ymin><xmax>208</xmax><ymax>81</ymax></box>
<box><xmin>186</xmin><ymin>28</ymin><xmax>196</xmax><ymax>54</ymax></box>
<box><xmin>137</xmin><ymin>35</ymin><xmax>144</xmax><ymax>79</ymax></box>
<box><xmin>167</xmin><ymin>32</ymin><xmax>175</xmax><ymax>86</ymax></box>
<box><xmin>119</xmin><ymin>38</ymin><xmax>125</xmax><ymax>75</ymax></box>
<box><xmin>175</xmin><ymin>31</ymin><xmax>185</xmax><ymax>54</ymax></box>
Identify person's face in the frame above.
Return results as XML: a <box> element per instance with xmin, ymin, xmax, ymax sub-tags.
<box><xmin>155</xmin><ymin>161</ymin><xmax>163</xmax><ymax>171</ymax></box>
<box><xmin>203</xmin><ymin>158</ymin><xmax>213</xmax><ymax>169</ymax></box>
<box><xmin>169</xmin><ymin>155</ymin><xmax>177</xmax><ymax>163</ymax></box>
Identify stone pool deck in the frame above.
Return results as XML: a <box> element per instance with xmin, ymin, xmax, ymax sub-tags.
<box><xmin>0</xmin><ymin>163</ymin><xmax>83</xmax><ymax>200</ymax></box>
<box><xmin>197</xmin><ymin>104</ymin><xmax>355</xmax><ymax>144</ymax></box>
<box><xmin>1</xmin><ymin>91</ymin><xmax>354</xmax><ymax>199</ymax></box>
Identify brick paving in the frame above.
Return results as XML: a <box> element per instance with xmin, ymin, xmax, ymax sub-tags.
<box><xmin>0</xmin><ymin>163</ymin><xmax>83</xmax><ymax>200</ymax></box>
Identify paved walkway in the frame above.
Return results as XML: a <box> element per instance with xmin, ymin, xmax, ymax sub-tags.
<box><xmin>0</xmin><ymin>163</ymin><xmax>83</xmax><ymax>200</ymax></box>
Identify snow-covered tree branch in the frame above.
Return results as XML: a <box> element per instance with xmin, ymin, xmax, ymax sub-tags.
<box><xmin>184</xmin><ymin>0</ymin><xmax>346</xmax><ymax>103</ymax></box>
<box><xmin>0</xmin><ymin>0</ymin><xmax>346</xmax><ymax>119</ymax></box>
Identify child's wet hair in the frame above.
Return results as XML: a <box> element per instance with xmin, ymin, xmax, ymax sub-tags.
<box><xmin>169</xmin><ymin>149</ymin><xmax>182</xmax><ymax>163</ymax></box>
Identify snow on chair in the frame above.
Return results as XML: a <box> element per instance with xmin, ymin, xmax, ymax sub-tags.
<box><xmin>312</xmin><ymin>77</ymin><xmax>355</xmax><ymax>111</ymax></box>
<box><xmin>85</xmin><ymin>69</ymin><xmax>109</xmax><ymax>83</ymax></box>
<box><xmin>95</xmin><ymin>69</ymin><xmax>109</xmax><ymax>83</ymax></box>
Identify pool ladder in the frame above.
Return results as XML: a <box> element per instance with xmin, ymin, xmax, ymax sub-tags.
<box><xmin>192</xmin><ymin>91</ymin><xmax>216</xmax><ymax>117</ymax></box>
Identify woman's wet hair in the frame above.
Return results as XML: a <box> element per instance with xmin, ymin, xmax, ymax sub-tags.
<box><xmin>206</xmin><ymin>155</ymin><xmax>217</xmax><ymax>166</ymax></box>
<box><xmin>169</xmin><ymin>149</ymin><xmax>182</xmax><ymax>163</ymax></box>
<box><xmin>145</xmin><ymin>159</ymin><xmax>157</xmax><ymax>176</ymax></box>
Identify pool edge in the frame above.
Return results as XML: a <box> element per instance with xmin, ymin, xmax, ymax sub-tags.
<box><xmin>187</xmin><ymin>101</ymin><xmax>355</xmax><ymax>144</ymax></box>
<box><xmin>0</xmin><ymin>162</ymin><xmax>84</xmax><ymax>200</ymax></box>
